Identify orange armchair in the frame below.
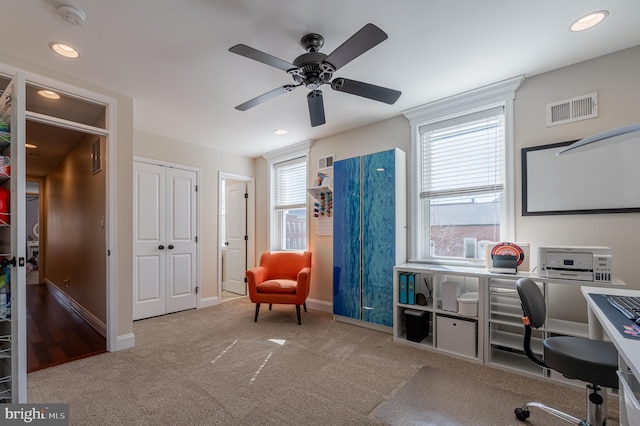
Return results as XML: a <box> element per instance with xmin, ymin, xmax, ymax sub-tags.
<box><xmin>246</xmin><ymin>251</ymin><xmax>312</xmax><ymax>325</ymax></box>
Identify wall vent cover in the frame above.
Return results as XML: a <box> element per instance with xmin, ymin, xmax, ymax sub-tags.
<box><xmin>546</xmin><ymin>92</ymin><xmax>598</xmax><ymax>127</ymax></box>
<box><xmin>318</xmin><ymin>155</ymin><xmax>334</xmax><ymax>170</ymax></box>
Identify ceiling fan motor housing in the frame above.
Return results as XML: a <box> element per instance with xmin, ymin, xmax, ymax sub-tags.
<box><xmin>291</xmin><ymin>52</ymin><xmax>335</xmax><ymax>89</ymax></box>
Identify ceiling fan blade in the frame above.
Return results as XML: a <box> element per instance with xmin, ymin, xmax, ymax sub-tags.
<box><xmin>229</xmin><ymin>44</ymin><xmax>296</xmax><ymax>72</ymax></box>
<box><xmin>324</xmin><ymin>23</ymin><xmax>388</xmax><ymax>71</ymax></box>
<box><xmin>331</xmin><ymin>78</ymin><xmax>401</xmax><ymax>104</ymax></box>
<box><xmin>307</xmin><ymin>90</ymin><xmax>326</xmax><ymax>127</ymax></box>
<box><xmin>235</xmin><ymin>85</ymin><xmax>297</xmax><ymax>111</ymax></box>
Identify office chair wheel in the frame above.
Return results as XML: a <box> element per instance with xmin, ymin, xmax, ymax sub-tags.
<box><xmin>514</xmin><ymin>407</ymin><xmax>530</xmax><ymax>421</ymax></box>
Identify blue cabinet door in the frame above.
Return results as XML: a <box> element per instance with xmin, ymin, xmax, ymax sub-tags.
<box><xmin>362</xmin><ymin>149</ymin><xmax>396</xmax><ymax>326</ymax></box>
<box><xmin>333</xmin><ymin>156</ymin><xmax>361</xmax><ymax>319</ymax></box>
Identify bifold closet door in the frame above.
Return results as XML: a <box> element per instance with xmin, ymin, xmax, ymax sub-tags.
<box><xmin>133</xmin><ymin>162</ymin><xmax>197</xmax><ymax>320</ymax></box>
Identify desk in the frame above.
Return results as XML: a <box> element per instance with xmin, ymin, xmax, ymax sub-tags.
<box><xmin>582</xmin><ymin>286</ymin><xmax>640</xmax><ymax>425</ymax></box>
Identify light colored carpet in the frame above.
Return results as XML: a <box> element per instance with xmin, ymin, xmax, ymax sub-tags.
<box><xmin>374</xmin><ymin>366</ymin><xmax>586</xmax><ymax>425</ymax></box>
<box><xmin>27</xmin><ymin>297</ymin><xmax>618</xmax><ymax>425</ymax></box>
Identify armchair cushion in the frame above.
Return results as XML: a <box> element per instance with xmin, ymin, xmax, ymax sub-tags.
<box><xmin>257</xmin><ymin>279</ymin><xmax>297</xmax><ymax>294</ymax></box>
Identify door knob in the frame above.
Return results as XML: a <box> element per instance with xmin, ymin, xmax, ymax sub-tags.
<box><xmin>168</xmin><ymin>245</ymin><xmax>174</xmax><ymax>250</ymax></box>
<box><xmin>158</xmin><ymin>245</ymin><xmax>165</xmax><ymax>250</ymax></box>
<box><xmin>225</xmin><ymin>242</ymin><xmax>230</xmax><ymax>246</ymax></box>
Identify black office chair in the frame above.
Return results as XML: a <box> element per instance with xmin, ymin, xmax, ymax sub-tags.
<box><xmin>514</xmin><ymin>278</ymin><xmax>618</xmax><ymax>426</ymax></box>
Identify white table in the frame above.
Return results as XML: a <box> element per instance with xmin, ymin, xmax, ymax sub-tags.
<box><xmin>582</xmin><ymin>286</ymin><xmax>640</xmax><ymax>425</ymax></box>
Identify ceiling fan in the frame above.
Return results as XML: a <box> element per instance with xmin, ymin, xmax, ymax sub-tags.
<box><xmin>229</xmin><ymin>23</ymin><xmax>401</xmax><ymax>127</ymax></box>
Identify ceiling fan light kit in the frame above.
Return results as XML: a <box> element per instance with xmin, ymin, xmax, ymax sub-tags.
<box><xmin>229</xmin><ymin>23</ymin><xmax>401</xmax><ymax>127</ymax></box>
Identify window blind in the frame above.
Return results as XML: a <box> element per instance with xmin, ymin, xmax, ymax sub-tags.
<box><xmin>420</xmin><ymin>107</ymin><xmax>505</xmax><ymax>200</ymax></box>
<box><xmin>274</xmin><ymin>157</ymin><xmax>307</xmax><ymax>210</ymax></box>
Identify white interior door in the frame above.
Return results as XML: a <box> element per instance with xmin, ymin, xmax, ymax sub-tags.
<box><xmin>133</xmin><ymin>162</ymin><xmax>166</xmax><ymax>320</ymax></box>
<box><xmin>223</xmin><ymin>181</ymin><xmax>247</xmax><ymax>295</ymax></box>
<box><xmin>165</xmin><ymin>168</ymin><xmax>197</xmax><ymax>313</ymax></box>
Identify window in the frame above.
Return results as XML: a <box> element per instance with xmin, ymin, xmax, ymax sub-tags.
<box><xmin>273</xmin><ymin>156</ymin><xmax>307</xmax><ymax>250</ymax></box>
<box><xmin>404</xmin><ymin>76</ymin><xmax>523</xmax><ymax>263</ymax></box>
<box><xmin>421</xmin><ymin>108</ymin><xmax>504</xmax><ymax>259</ymax></box>
<box><xmin>263</xmin><ymin>140</ymin><xmax>311</xmax><ymax>251</ymax></box>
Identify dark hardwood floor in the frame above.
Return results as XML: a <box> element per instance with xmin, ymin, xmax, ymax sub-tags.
<box><xmin>27</xmin><ymin>283</ymin><xmax>106</xmax><ymax>373</ymax></box>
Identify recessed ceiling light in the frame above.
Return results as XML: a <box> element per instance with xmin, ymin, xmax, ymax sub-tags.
<box><xmin>49</xmin><ymin>42</ymin><xmax>81</xmax><ymax>59</ymax></box>
<box><xmin>274</xmin><ymin>129</ymin><xmax>288</xmax><ymax>135</ymax></box>
<box><xmin>26</xmin><ymin>143</ymin><xmax>37</xmax><ymax>149</ymax></box>
<box><xmin>37</xmin><ymin>90</ymin><xmax>61</xmax><ymax>100</ymax></box>
<box><xmin>570</xmin><ymin>10</ymin><xmax>609</xmax><ymax>32</ymax></box>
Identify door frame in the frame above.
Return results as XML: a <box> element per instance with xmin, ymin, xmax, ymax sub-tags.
<box><xmin>25</xmin><ymin>177</ymin><xmax>44</xmax><ymax>285</ymax></box>
<box><xmin>134</xmin><ymin>156</ymin><xmax>201</xmax><ymax>309</ymax></box>
<box><xmin>218</xmin><ymin>172</ymin><xmax>255</xmax><ymax>302</ymax></box>
<box><xmin>0</xmin><ymin>63</ymin><xmax>120</xmax><ymax>353</ymax></box>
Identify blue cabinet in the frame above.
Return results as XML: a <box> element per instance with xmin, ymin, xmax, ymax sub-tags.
<box><xmin>333</xmin><ymin>148</ymin><xmax>406</xmax><ymax>328</ymax></box>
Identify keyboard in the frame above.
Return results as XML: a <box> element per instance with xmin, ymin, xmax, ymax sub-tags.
<box><xmin>607</xmin><ymin>295</ymin><xmax>640</xmax><ymax>322</ymax></box>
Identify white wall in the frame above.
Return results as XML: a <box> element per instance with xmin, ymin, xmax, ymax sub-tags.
<box><xmin>133</xmin><ymin>130</ymin><xmax>255</xmax><ymax>299</ymax></box>
<box><xmin>514</xmin><ymin>45</ymin><xmax>640</xmax><ymax>320</ymax></box>
<box><xmin>253</xmin><ymin>45</ymin><xmax>640</xmax><ymax>324</ymax></box>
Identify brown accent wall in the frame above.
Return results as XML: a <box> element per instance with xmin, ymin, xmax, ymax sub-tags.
<box><xmin>44</xmin><ymin>135</ymin><xmax>107</xmax><ymax>323</ymax></box>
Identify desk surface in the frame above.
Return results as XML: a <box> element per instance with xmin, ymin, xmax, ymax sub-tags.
<box><xmin>582</xmin><ymin>286</ymin><xmax>640</xmax><ymax>379</ymax></box>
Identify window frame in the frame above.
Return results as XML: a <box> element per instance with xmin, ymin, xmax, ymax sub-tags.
<box><xmin>263</xmin><ymin>140</ymin><xmax>311</xmax><ymax>251</ymax></box>
<box><xmin>403</xmin><ymin>76</ymin><xmax>523</xmax><ymax>264</ymax></box>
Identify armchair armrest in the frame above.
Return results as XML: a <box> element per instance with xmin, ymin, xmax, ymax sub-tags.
<box><xmin>246</xmin><ymin>266</ymin><xmax>266</xmax><ymax>299</ymax></box>
<box><xmin>296</xmin><ymin>266</ymin><xmax>312</xmax><ymax>299</ymax></box>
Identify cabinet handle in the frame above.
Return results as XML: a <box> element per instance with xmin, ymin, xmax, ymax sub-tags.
<box><xmin>168</xmin><ymin>245</ymin><xmax>174</xmax><ymax>250</ymax></box>
<box><xmin>158</xmin><ymin>245</ymin><xmax>165</xmax><ymax>250</ymax></box>
<box><xmin>363</xmin><ymin>306</ymin><xmax>374</xmax><ymax>310</ymax></box>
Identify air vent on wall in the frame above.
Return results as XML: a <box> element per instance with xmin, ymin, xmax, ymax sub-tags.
<box><xmin>546</xmin><ymin>92</ymin><xmax>598</xmax><ymax>127</ymax></box>
<box><xmin>318</xmin><ymin>154</ymin><xmax>334</xmax><ymax>170</ymax></box>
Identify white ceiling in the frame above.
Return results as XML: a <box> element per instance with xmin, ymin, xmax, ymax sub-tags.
<box><xmin>2</xmin><ymin>1</ymin><xmax>640</xmax><ymax>158</ymax></box>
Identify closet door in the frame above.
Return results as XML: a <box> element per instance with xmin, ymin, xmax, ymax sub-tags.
<box><xmin>165</xmin><ymin>167</ymin><xmax>197</xmax><ymax>314</ymax></box>
<box><xmin>133</xmin><ymin>163</ymin><xmax>198</xmax><ymax>319</ymax></box>
<box><xmin>362</xmin><ymin>149</ymin><xmax>396</xmax><ymax>326</ymax></box>
<box><xmin>133</xmin><ymin>162</ymin><xmax>167</xmax><ymax>320</ymax></box>
<box><xmin>333</xmin><ymin>156</ymin><xmax>361</xmax><ymax>320</ymax></box>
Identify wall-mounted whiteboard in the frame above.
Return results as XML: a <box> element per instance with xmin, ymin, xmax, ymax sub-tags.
<box><xmin>522</xmin><ymin>137</ymin><xmax>640</xmax><ymax>215</ymax></box>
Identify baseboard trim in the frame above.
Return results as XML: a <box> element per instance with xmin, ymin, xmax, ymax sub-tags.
<box><xmin>200</xmin><ymin>296</ymin><xmax>220</xmax><ymax>308</ymax></box>
<box><xmin>305</xmin><ymin>298</ymin><xmax>332</xmax><ymax>313</ymax></box>
<box><xmin>115</xmin><ymin>333</ymin><xmax>135</xmax><ymax>351</ymax></box>
<box><xmin>44</xmin><ymin>280</ymin><xmax>107</xmax><ymax>337</ymax></box>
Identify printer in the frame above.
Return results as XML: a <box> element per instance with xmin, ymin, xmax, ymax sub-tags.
<box><xmin>537</xmin><ymin>246</ymin><xmax>612</xmax><ymax>283</ymax></box>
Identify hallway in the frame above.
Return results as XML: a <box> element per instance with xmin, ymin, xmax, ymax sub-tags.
<box><xmin>26</xmin><ymin>284</ymin><xmax>106</xmax><ymax>373</ymax></box>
